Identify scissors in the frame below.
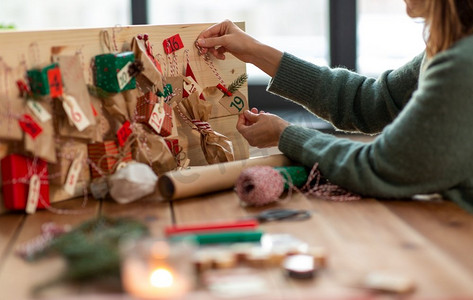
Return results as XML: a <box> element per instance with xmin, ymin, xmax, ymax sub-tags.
<box><xmin>251</xmin><ymin>208</ymin><xmax>312</xmax><ymax>223</ymax></box>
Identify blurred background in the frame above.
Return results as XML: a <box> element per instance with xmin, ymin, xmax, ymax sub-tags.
<box><xmin>0</xmin><ymin>0</ymin><xmax>425</xmax><ymax>132</ymax></box>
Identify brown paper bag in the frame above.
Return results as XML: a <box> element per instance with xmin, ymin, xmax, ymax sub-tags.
<box><xmin>55</xmin><ymin>55</ymin><xmax>98</xmax><ymax>140</ymax></box>
<box><xmin>131</xmin><ymin>36</ymin><xmax>164</xmax><ymax>93</ymax></box>
<box><xmin>23</xmin><ymin>101</ymin><xmax>57</xmax><ymax>163</ymax></box>
<box><xmin>49</xmin><ymin>138</ymin><xmax>90</xmax><ymax>185</ymax></box>
<box><xmin>102</xmin><ymin>92</ymin><xmax>130</xmax><ymax>135</ymax></box>
<box><xmin>0</xmin><ymin>69</ymin><xmax>24</xmax><ymax>141</ymax></box>
<box><xmin>132</xmin><ymin>123</ymin><xmax>177</xmax><ymax>174</ymax></box>
<box><xmin>165</xmin><ymin>76</ymin><xmax>185</xmax><ymax>107</ymax></box>
<box><xmin>177</xmin><ymin>92</ymin><xmax>234</xmax><ymax>164</ymax></box>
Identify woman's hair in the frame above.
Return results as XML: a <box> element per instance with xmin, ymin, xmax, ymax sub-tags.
<box><xmin>424</xmin><ymin>0</ymin><xmax>473</xmax><ymax>56</ymax></box>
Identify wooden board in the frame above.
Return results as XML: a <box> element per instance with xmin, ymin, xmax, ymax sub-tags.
<box><xmin>0</xmin><ymin>22</ymin><xmax>249</xmax><ymax>213</ymax></box>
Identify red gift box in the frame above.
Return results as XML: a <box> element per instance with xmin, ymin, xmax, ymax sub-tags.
<box><xmin>1</xmin><ymin>154</ymin><xmax>50</xmax><ymax>211</ymax></box>
<box><xmin>165</xmin><ymin>138</ymin><xmax>180</xmax><ymax>156</ymax></box>
<box><xmin>160</xmin><ymin>102</ymin><xmax>173</xmax><ymax>137</ymax></box>
<box><xmin>87</xmin><ymin>141</ymin><xmax>132</xmax><ymax>179</ymax></box>
<box><xmin>136</xmin><ymin>91</ymin><xmax>158</xmax><ymax>124</ymax></box>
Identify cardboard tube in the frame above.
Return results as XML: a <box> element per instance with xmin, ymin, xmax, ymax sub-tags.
<box><xmin>157</xmin><ymin>154</ymin><xmax>292</xmax><ymax>200</ymax></box>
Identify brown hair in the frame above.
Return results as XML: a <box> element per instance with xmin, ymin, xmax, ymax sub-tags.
<box><xmin>424</xmin><ymin>0</ymin><xmax>473</xmax><ymax>57</ymax></box>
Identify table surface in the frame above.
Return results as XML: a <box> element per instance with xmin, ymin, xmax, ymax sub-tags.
<box><xmin>2</xmin><ymin>145</ymin><xmax>473</xmax><ymax>300</ymax></box>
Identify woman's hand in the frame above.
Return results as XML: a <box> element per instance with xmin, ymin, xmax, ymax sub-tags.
<box><xmin>236</xmin><ymin>109</ymin><xmax>290</xmax><ymax>148</ymax></box>
<box><xmin>196</xmin><ymin>20</ymin><xmax>283</xmax><ymax>77</ymax></box>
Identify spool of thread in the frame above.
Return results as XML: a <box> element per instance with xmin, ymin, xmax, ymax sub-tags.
<box><xmin>235</xmin><ymin>166</ymin><xmax>308</xmax><ymax>206</ymax></box>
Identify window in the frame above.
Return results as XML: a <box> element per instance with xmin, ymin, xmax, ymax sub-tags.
<box><xmin>0</xmin><ymin>0</ymin><xmax>130</xmax><ymax>30</ymax></box>
<box><xmin>148</xmin><ymin>0</ymin><xmax>329</xmax><ymax>83</ymax></box>
<box><xmin>357</xmin><ymin>0</ymin><xmax>425</xmax><ymax>76</ymax></box>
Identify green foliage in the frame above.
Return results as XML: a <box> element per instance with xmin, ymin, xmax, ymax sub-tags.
<box><xmin>0</xmin><ymin>23</ymin><xmax>15</xmax><ymax>29</ymax></box>
<box><xmin>228</xmin><ymin>73</ymin><xmax>248</xmax><ymax>94</ymax></box>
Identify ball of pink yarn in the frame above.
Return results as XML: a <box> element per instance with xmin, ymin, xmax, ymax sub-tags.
<box><xmin>235</xmin><ymin>166</ymin><xmax>285</xmax><ymax>206</ymax></box>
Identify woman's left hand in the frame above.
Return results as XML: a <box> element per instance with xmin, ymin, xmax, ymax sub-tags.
<box><xmin>236</xmin><ymin>109</ymin><xmax>290</xmax><ymax>148</ymax></box>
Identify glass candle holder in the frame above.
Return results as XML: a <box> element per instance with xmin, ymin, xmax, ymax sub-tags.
<box><xmin>121</xmin><ymin>238</ymin><xmax>196</xmax><ymax>300</ymax></box>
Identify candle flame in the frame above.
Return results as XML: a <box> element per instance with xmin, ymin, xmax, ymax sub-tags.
<box><xmin>150</xmin><ymin>268</ymin><xmax>174</xmax><ymax>288</ymax></box>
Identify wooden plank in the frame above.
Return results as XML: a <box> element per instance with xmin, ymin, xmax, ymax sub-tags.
<box><xmin>0</xmin><ymin>214</ymin><xmax>24</xmax><ymax>264</ymax></box>
<box><xmin>0</xmin><ymin>197</ymin><xmax>100</xmax><ymax>300</ymax></box>
<box><xmin>100</xmin><ymin>192</ymin><xmax>174</xmax><ymax>238</ymax></box>
<box><xmin>384</xmin><ymin>199</ymin><xmax>473</xmax><ymax>273</ymax></box>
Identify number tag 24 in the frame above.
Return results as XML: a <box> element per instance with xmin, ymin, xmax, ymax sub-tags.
<box><xmin>219</xmin><ymin>90</ymin><xmax>247</xmax><ymax>115</ymax></box>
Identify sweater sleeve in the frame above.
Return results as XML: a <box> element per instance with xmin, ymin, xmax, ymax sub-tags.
<box><xmin>267</xmin><ymin>52</ymin><xmax>423</xmax><ymax>134</ymax></box>
<box><xmin>278</xmin><ymin>41</ymin><xmax>473</xmax><ymax>199</ymax></box>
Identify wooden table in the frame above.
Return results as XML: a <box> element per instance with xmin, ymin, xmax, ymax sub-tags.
<box><xmin>2</xmin><ymin>149</ymin><xmax>473</xmax><ymax>299</ymax></box>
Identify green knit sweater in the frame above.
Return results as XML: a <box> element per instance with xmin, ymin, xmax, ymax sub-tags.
<box><xmin>268</xmin><ymin>35</ymin><xmax>473</xmax><ymax>214</ymax></box>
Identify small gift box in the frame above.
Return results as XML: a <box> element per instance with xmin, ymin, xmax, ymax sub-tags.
<box><xmin>1</xmin><ymin>154</ymin><xmax>50</xmax><ymax>211</ymax></box>
<box><xmin>27</xmin><ymin>63</ymin><xmax>63</xmax><ymax>97</ymax></box>
<box><xmin>136</xmin><ymin>92</ymin><xmax>158</xmax><ymax>124</ymax></box>
<box><xmin>94</xmin><ymin>52</ymin><xmax>137</xmax><ymax>93</ymax></box>
<box><xmin>88</xmin><ymin>141</ymin><xmax>132</xmax><ymax>179</ymax></box>
<box><xmin>159</xmin><ymin>102</ymin><xmax>173</xmax><ymax>137</ymax></box>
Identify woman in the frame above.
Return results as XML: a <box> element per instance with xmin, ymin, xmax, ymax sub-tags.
<box><xmin>196</xmin><ymin>0</ymin><xmax>473</xmax><ymax>213</ymax></box>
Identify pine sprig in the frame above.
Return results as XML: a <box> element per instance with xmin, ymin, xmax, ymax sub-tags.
<box><xmin>228</xmin><ymin>73</ymin><xmax>248</xmax><ymax>94</ymax></box>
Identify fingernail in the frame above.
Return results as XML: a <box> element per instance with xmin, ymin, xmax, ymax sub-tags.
<box><xmin>197</xmin><ymin>39</ymin><xmax>205</xmax><ymax>45</ymax></box>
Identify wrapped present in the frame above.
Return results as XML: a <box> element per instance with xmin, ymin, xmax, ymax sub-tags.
<box><xmin>49</xmin><ymin>139</ymin><xmax>90</xmax><ymax>185</ymax></box>
<box><xmin>27</xmin><ymin>63</ymin><xmax>63</xmax><ymax>97</ymax></box>
<box><xmin>94</xmin><ymin>52</ymin><xmax>136</xmax><ymax>93</ymax></box>
<box><xmin>1</xmin><ymin>154</ymin><xmax>49</xmax><ymax>211</ymax></box>
<box><xmin>136</xmin><ymin>91</ymin><xmax>158</xmax><ymax>124</ymax></box>
<box><xmin>87</xmin><ymin>141</ymin><xmax>132</xmax><ymax>179</ymax></box>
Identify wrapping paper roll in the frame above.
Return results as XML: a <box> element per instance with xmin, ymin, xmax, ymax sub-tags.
<box><xmin>157</xmin><ymin>154</ymin><xmax>292</xmax><ymax>200</ymax></box>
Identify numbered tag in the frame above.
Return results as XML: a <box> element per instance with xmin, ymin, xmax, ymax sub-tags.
<box><xmin>117</xmin><ymin>120</ymin><xmax>132</xmax><ymax>147</ymax></box>
<box><xmin>62</xmin><ymin>95</ymin><xmax>91</xmax><ymax>132</ymax></box>
<box><xmin>64</xmin><ymin>151</ymin><xmax>84</xmax><ymax>196</ymax></box>
<box><xmin>183</xmin><ymin>76</ymin><xmax>203</xmax><ymax>97</ymax></box>
<box><xmin>117</xmin><ymin>61</ymin><xmax>133</xmax><ymax>90</ymax></box>
<box><xmin>163</xmin><ymin>34</ymin><xmax>184</xmax><ymax>54</ymax></box>
<box><xmin>219</xmin><ymin>90</ymin><xmax>247</xmax><ymax>114</ymax></box>
<box><xmin>47</xmin><ymin>67</ymin><xmax>63</xmax><ymax>98</ymax></box>
<box><xmin>27</xmin><ymin>100</ymin><xmax>52</xmax><ymax>122</ymax></box>
<box><xmin>19</xmin><ymin>114</ymin><xmax>43</xmax><ymax>139</ymax></box>
<box><xmin>26</xmin><ymin>174</ymin><xmax>41</xmax><ymax>214</ymax></box>
<box><xmin>148</xmin><ymin>101</ymin><xmax>166</xmax><ymax>134</ymax></box>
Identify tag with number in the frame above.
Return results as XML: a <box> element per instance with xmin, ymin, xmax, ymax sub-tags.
<box><xmin>148</xmin><ymin>101</ymin><xmax>166</xmax><ymax>134</ymax></box>
<box><xmin>117</xmin><ymin>61</ymin><xmax>133</xmax><ymax>90</ymax></box>
<box><xmin>117</xmin><ymin>120</ymin><xmax>132</xmax><ymax>147</ymax></box>
<box><xmin>26</xmin><ymin>174</ymin><xmax>41</xmax><ymax>214</ymax></box>
<box><xmin>47</xmin><ymin>67</ymin><xmax>63</xmax><ymax>98</ymax></box>
<box><xmin>19</xmin><ymin>114</ymin><xmax>43</xmax><ymax>139</ymax></box>
<box><xmin>163</xmin><ymin>34</ymin><xmax>184</xmax><ymax>54</ymax></box>
<box><xmin>64</xmin><ymin>151</ymin><xmax>84</xmax><ymax>196</ymax></box>
<box><xmin>27</xmin><ymin>100</ymin><xmax>52</xmax><ymax>122</ymax></box>
<box><xmin>183</xmin><ymin>76</ymin><xmax>203</xmax><ymax>97</ymax></box>
<box><xmin>219</xmin><ymin>90</ymin><xmax>247</xmax><ymax>114</ymax></box>
<box><xmin>62</xmin><ymin>95</ymin><xmax>91</xmax><ymax>132</ymax></box>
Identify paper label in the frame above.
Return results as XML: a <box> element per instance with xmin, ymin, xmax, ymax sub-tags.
<box><xmin>117</xmin><ymin>120</ymin><xmax>132</xmax><ymax>147</ymax></box>
<box><xmin>19</xmin><ymin>114</ymin><xmax>43</xmax><ymax>139</ymax></box>
<box><xmin>148</xmin><ymin>102</ymin><xmax>165</xmax><ymax>134</ymax></box>
<box><xmin>26</xmin><ymin>174</ymin><xmax>41</xmax><ymax>214</ymax></box>
<box><xmin>47</xmin><ymin>67</ymin><xmax>63</xmax><ymax>98</ymax></box>
<box><xmin>62</xmin><ymin>95</ymin><xmax>91</xmax><ymax>131</ymax></box>
<box><xmin>219</xmin><ymin>90</ymin><xmax>247</xmax><ymax>114</ymax></box>
<box><xmin>183</xmin><ymin>77</ymin><xmax>203</xmax><ymax>97</ymax></box>
<box><xmin>27</xmin><ymin>100</ymin><xmax>52</xmax><ymax>122</ymax></box>
<box><xmin>163</xmin><ymin>34</ymin><xmax>184</xmax><ymax>54</ymax></box>
<box><xmin>64</xmin><ymin>151</ymin><xmax>84</xmax><ymax>195</ymax></box>
<box><xmin>117</xmin><ymin>61</ymin><xmax>132</xmax><ymax>90</ymax></box>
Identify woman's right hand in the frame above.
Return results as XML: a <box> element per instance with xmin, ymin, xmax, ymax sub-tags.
<box><xmin>196</xmin><ymin>20</ymin><xmax>260</xmax><ymax>64</ymax></box>
<box><xmin>196</xmin><ymin>20</ymin><xmax>283</xmax><ymax>77</ymax></box>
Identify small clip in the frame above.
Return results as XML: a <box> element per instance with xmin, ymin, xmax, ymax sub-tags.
<box><xmin>217</xmin><ymin>83</ymin><xmax>232</xmax><ymax>97</ymax></box>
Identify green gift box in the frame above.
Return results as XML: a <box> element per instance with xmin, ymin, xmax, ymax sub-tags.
<box><xmin>94</xmin><ymin>52</ymin><xmax>136</xmax><ymax>93</ymax></box>
<box><xmin>27</xmin><ymin>63</ymin><xmax>63</xmax><ymax>97</ymax></box>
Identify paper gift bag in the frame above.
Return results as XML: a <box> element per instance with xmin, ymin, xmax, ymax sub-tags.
<box><xmin>1</xmin><ymin>153</ymin><xmax>49</xmax><ymax>211</ymax></box>
<box><xmin>49</xmin><ymin>139</ymin><xmax>90</xmax><ymax>185</ymax></box>
<box><xmin>130</xmin><ymin>35</ymin><xmax>164</xmax><ymax>93</ymax></box>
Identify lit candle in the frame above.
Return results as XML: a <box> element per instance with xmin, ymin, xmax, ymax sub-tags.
<box><xmin>121</xmin><ymin>239</ymin><xmax>195</xmax><ymax>299</ymax></box>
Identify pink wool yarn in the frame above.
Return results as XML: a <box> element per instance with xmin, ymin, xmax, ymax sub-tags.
<box><xmin>235</xmin><ymin>166</ymin><xmax>285</xmax><ymax>206</ymax></box>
